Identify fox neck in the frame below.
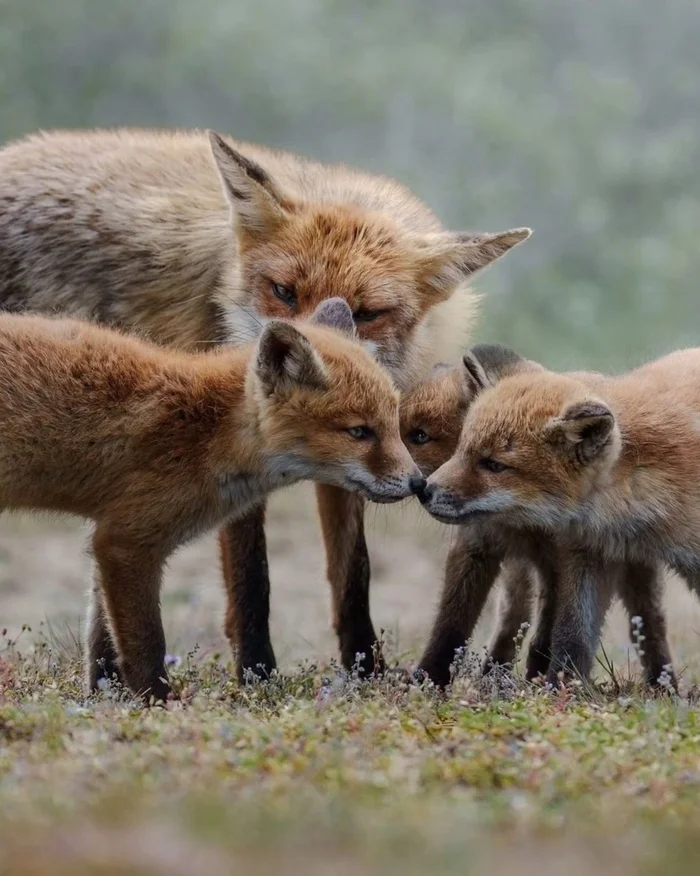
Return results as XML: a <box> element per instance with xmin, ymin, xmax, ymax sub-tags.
<box><xmin>203</xmin><ymin>354</ymin><xmax>308</xmax><ymax>512</ymax></box>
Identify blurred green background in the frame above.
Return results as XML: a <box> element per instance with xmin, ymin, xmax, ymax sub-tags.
<box><xmin>2</xmin><ymin>0</ymin><xmax>698</xmax><ymax>371</ymax></box>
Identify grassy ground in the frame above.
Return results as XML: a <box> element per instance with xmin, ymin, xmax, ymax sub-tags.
<box><xmin>1</xmin><ymin>486</ymin><xmax>700</xmax><ymax>875</ymax></box>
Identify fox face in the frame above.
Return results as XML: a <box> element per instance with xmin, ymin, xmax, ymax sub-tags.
<box><xmin>209</xmin><ymin>133</ymin><xmax>531</xmax><ymax>382</ymax></box>
<box><xmin>399</xmin><ymin>364</ymin><xmax>472</xmax><ymax>477</ymax></box>
<box><xmin>252</xmin><ymin>299</ymin><xmax>424</xmax><ymax>503</ymax></box>
<box><xmin>421</xmin><ymin>346</ymin><xmax>621</xmax><ymax>527</ymax></box>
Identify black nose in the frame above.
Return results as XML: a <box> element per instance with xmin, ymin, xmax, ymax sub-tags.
<box><xmin>417</xmin><ymin>481</ymin><xmax>436</xmax><ymax>505</ymax></box>
<box><xmin>409</xmin><ymin>475</ymin><xmax>428</xmax><ymax>501</ymax></box>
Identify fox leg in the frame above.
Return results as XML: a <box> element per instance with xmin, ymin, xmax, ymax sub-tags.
<box><xmin>485</xmin><ymin>559</ymin><xmax>536</xmax><ymax>670</ymax></box>
<box><xmin>547</xmin><ymin>548</ymin><xmax>605</xmax><ymax>686</ymax></box>
<box><xmin>507</xmin><ymin>542</ymin><xmax>561</xmax><ymax>680</ymax></box>
<box><xmin>85</xmin><ymin>567</ymin><xmax>123</xmax><ymax>691</ymax></box>
<box><xmin>315</xmin><ymin>485</ymin><xmax>380</xmax><ymax>674</ymax></box>
<box><xmin>529</xmin><ymin>552</ymin><xmax>616</xmax><ymax>682</ymax></box>
<box><xmin>219</xmin><ymin>504</ymin><xmax>276</xmax><ymax>683</ymax></box>
<box><xmin>91</xmin><ymin>527</ymin><xmax>169</xmax><ymax>703</ymax></box>
<box><xmin>617</xmin><ymin>561</ymin><xmax>676</xmax><ymax>689</ymax></box>
<box><xmin>524</xmin><ymin>561</ymin><xmax>559</xmax><ymax>680</ymax></box>
<box><xmin>418</xmin><ymin>528</ymin><xmax>503</xmax><ymax>687</ymax></box>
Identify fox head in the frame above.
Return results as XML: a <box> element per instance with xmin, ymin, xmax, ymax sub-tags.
<box><xmin>209</xmin><ymin>132</ymin><xmax>531</xmax><ymax>385</ymax></box>
<box><xmin>399</xmin><ymin>364</ymin><xmax>473</xmax><ymax>477</ymax></box>
<box><xmin>250</xmin><ymin>298</ymin><xmax>424</xmax><ymax>503</ymax></box>
<box><xmin>420</xmin><ymin>345</ymin><xmax>621</xmax><ymax>527</ymax></box>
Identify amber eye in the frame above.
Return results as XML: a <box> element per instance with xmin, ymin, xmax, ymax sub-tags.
<box><xmin>271</xmin><ymin>282</ymin><xmax>297</xmax><ymax>309</ymax></box>
<box><xmin>408</xmin><ymin>428</ymin><xmax>431</xmax><ymax>445</ymax></box>
<box><xmin>353</xmin><ymin>309</ymin><xmax>388</xmax><ymax>324</ymax></box>
<box><xmin>347</xmin><ymin>426</ymin><xmax>375</xmax><ymax>440</ymax></box>
<box><xmin>478</xmin><ymin>457</ymin><xmax>509</xmax><ymax>473</ymax></box>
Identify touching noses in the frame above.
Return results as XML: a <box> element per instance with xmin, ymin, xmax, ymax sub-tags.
<box><xmin>409</xmin><ymin>474</ymin><xmax>431</xmax><ymax>503</ymax></box>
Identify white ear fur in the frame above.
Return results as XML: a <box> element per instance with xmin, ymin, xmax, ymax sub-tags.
<box><xmin>414</xmin><ymin>227</ymin><xmax>532</xmax><ymax>299</ymax></box>
<box><xmin>547</xmin><ymin>401</ymin><xmax>616</xmax><ymax>464</ymax></box>
<box><xmin>255</xmin><ymin>321</ymin><xmax>327</xmax><ymax>395</ymax></box>
<box><xmin>308</xmin><ymin>298</ymin><xmax>357</xmax><ymax>337</ymax></box>
<box><xmin>463</xmin><ymin>343</ymin><xmax>541</xmax><ymax>396</ymax></box>
<box><xmin>208</xmin><ymin>130</ymin><xmax>288</xmax><ymax>232</ymax></box>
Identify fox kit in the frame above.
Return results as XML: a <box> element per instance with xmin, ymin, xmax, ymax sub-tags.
<box><xmin>405</xmin><ymin>349</ymin><xmax>675</xmax><ymax>688</ymax></box>
<box><xmin>0</xmin><ymin>299</ymin><xmax>422</xmax><ymax>701</ymax></box>
<box><xmin>0</xmin><ymin>127</ymin><xmax>530</xmax><ymax>680</ymax></box>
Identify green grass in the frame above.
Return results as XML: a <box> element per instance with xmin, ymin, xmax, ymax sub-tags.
<box><xmin>1</xmin><ymin>632</ymin><xmax>700</xmax><ymax>875</ymax></box>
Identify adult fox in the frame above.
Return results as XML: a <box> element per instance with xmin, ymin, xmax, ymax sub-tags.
<box><xmin>0</xmin><ymin>127</ymin><xmax>530</xmax><ymax>680</ymax></box>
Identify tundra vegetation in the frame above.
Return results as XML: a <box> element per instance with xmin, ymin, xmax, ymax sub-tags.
<box><xmin>2</xmin><ymin>0</ymin><xmax>700</xmax><ymax>872</ymax></box>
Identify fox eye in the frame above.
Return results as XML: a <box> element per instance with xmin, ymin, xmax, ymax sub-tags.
<box><xmin>353</xmin><ymin>309</ymin><xmax>388</xmax><ymax>324</ymax></box>
<box><xmin>408</xmin><ymin>428</ymin><xmax>431</xmax><ymax>445</ymax></box>
<box><xmin>347</xmin><ymin>425</ymin><xmax>375</xmax><ymax>440</ymax></box>
<box><xmin>271</xmin><ymin>282</ymin><xmax>297</xmax><ymax>309</ymax></box>
<box><xmin>478</xmin><ymin>457</ymin><xmax>509</xmax><ymax>474</ymax></box>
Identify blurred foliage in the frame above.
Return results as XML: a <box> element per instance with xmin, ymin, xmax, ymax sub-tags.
<box><xmin>1</xmin><ymin>0</ymin><xmax>699</xmax><ymax>370</ymax></box>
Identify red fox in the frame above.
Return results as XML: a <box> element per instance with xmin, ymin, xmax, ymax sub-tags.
<box><xmin>0</xmin><ymin>127</ymin><xmax>531</xmax><ymax>680</ymax></box>
<box><xmin>0</xmin><ymin>298</ymin><xmax>422</xmax><ymax>701</ymax></box>
<box><xmin>404</xmin><ymin>349</ymin><xmax>675</xmax><ymax>688</ymax></box>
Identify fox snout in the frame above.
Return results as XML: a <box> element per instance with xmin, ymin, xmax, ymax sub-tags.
<box><xmin>417</xmin><ymin>459</ymin><xmax>476</xmax><ymax>523</ymax></box>
<box><xmin>409</xmin><ymin>474</ymin><xmax>428</xmax><ymax>500</ymax></box>
<box><xmin>418</xmin><ymin>480</ymin><xmax>467</xmax><ymax>523</ymax></box>
<box><xmin>421</xmin><ymin>462</ymin><xmax>515</xmax><ymax>525</ymax></box>
<box><xmin>413</xmin><ymin>479</ymin><xmax>433</xmax><ymax>505</ymax></box>
<box><xmin>346</xmin><ymin>447</ymin><xmax>425</xmax><ymax>504</ymax></box>
<box><xmin>360</xmin><ymin>467</ymin><xmax>426</xmax><ymax>504</ymax></box>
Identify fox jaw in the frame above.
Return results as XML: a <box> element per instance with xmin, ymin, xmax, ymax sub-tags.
<box><xmin>208</xmin><ymin>132</ymin><xmax>531</xmax><ymax>383</ymax></box>
<box><xmin>420</xmin><ymin>349</ymin><xmax>622</xmax><ymax>528</ymax></box>
<box><xmin>250</xmin><ymin>298</ymin><xmax>423</xmax><ymax>504</ymax></box>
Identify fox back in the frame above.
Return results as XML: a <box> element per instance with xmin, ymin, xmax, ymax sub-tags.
<box><xmin>0</xmin><ymin>128</ymin><xmax>530</xmax><ymax>387</ymax></box>
<box><xmin>423</xmin><ymin>346</ymin><xmax>700</xmax><ymax>560</ymax></box>
<box><xmin>0</xmin><ymin>302</ymin><xmax>419</xmax><ymax>528</ymax></box>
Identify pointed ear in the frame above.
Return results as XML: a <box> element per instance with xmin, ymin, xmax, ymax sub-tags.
<box><xmin>308</xmin><ymin>298</ymin><xmax>357</xmax><ymax>338</ymax></box>
<box><xmin>256</xmin><ymin>321</ymin><xmax>327</xmax><ymax>396</ymax></box>
<box><xmin>462</xmin><ymin>343</ymin><xmax>537</xmax><ymax>395</ymax></box>
<box><xmin>462</xmin><ymin>351</ymin><xmax>490</xmax><ymax>395</ymax></box>
<box><xmin>414</xmin><ymin>227</ymin><xmax>532</xmax><ymax>302</ymax></box>
<box><xmin>208</xmin><ymin>131</ymin><xmax>290</xmax><ymax>234</ymax></box>
<box><xmin>546</xmin><ymin>401</ymin><xmax>616</xmax><ymax>464</ymax></box>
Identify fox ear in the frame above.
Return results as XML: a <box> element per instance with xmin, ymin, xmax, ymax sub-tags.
<box><xmin>256</xmin><ymin>321</ymin><xmax>328</xmax><ymax>396</ymax></box>
<box><xmin>462</xmin><ymin>343</ymin><xmax>535</xmax><ymax>395</ymax></box>
<box><xmin>414</xmin><ymin>227</ymin><xmax>531</xmax><ymax>302</ymax></box>
<box><xmin>546</xmin><ymin>401</ymin><xmax>616</xmax><ymax>464</ymax></box>
<box><xmin>462</xmin><ymin>351</ymin><xmax>490</xmax><ymax>394</ymax></box>
<box><xmin>208</xmin><ymin>131</ymin><xmax>290</xmax><ymax>234</ymax></box>
<box><xmin>308</xmin><ymin>298</ymin><xmax>357</xmax><ymax>338</ymax></box>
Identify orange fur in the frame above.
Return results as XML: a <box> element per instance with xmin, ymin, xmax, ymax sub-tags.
<box><xmin>0</xmin><ymin>126</ymin><xmax>530</xmax><ymax>678</ymax></box>
<box><xmin>406</xmin><ymin>353</ymin><xmax>676</xmax><ymax>687</ymax></box>
<box><xmin>425</xmin><ymin>348</ymin><xmax>700</xmax><ymax>545</ymax></box>
<box><xmin>0</xmin><ymin>127</ymin><xmax>528</xmax><ymax>382</ymax></box>
<box><xmin>0</xmin><ymin>301</ymin><xmax>420</xmax><ymax>701</ymax></box>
